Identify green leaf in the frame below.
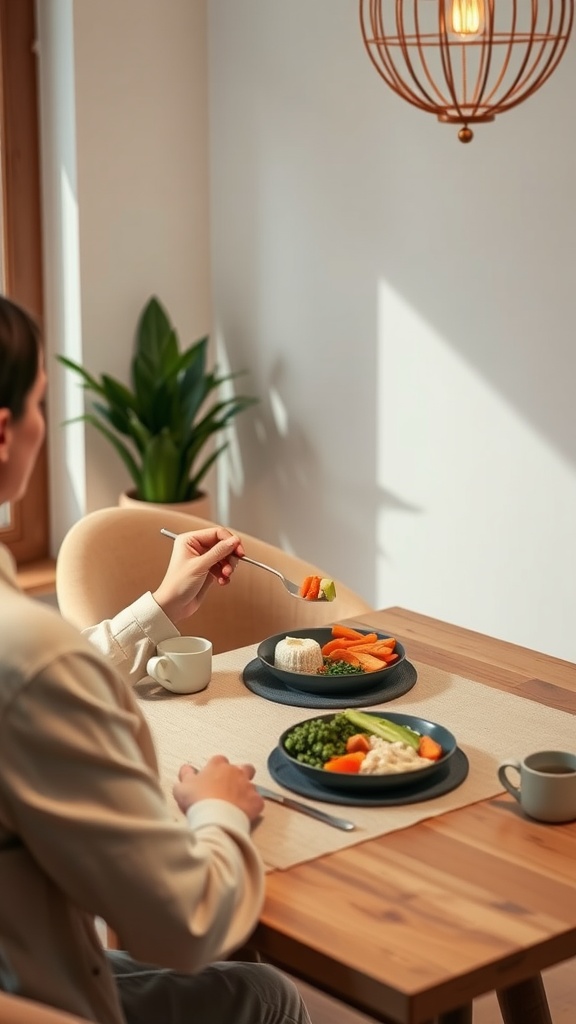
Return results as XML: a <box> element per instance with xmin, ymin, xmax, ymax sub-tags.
<box><xmin>100</xmin><ymin>374</ymin><xmax>138</xmax><ymax>412</ymax></box>
<box><xmin>132</xmin><ymin>328</ymin><xmax>181</xmax><ymax>423</ymax></box>
<box><xmin>140</xmin><ymin>431</ymin><xmax>181</xmax><ymax>502</ymax></box>
<box><xmin>80</xmin><ymin>415</ymin><xmax>143</xmax><ymax>493</ymax></box>
<box><xmin>90</xmin><ymin>401</ymin><xmax>132</xmax><ymax>438</ymax></box>
<box><xmin>186</xmin><ymin>442</ymin><xmax>229</xmax><ymax>497</ymax></box>
<box><xmin>56</xmin><ymin>355</ymin><xmax>107</xmax><ymax>398</ymax></box>
<box><xmin>135</xmin><ymin>297</ymin><xmax>173</xmax><ymax>368</ymax></box>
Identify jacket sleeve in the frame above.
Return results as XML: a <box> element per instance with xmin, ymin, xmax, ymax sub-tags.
<box><xmin>0</xmin><ymin>649</ymin><xmax>264</xmax><ymax>970</ymax></box>
<box><xmin>81</xmin><ymin>592</ymin><xmax>180</xmax><ymax>685</ymax></box>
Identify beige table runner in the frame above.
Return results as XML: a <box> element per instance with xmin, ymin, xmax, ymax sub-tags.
<box><xmin>137</xmin><ymin>646</ymin><xmax>576</xmax><ymax>872</ymax></box>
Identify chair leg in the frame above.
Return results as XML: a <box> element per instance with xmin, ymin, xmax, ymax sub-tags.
<box><xmin>496</xmin><ymin>974</ymin><xmax>553</xmax><ymax>1024</ymax></box>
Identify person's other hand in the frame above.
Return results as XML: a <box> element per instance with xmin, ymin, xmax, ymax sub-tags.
<box><xmin>152</xmin><ymin>526</ymin><xmax>245</xmax><ymax>623</ymax></box>
<box><xmin>173</xmin><ymin>756</ymin><xmax>264</xmax><ymax>824</ymax></box>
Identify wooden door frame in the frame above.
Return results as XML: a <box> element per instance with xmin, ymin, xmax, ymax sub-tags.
<box><xmin>0</xmin><ymin>0</ymin><xmax>49</xmax><ymax>563</ymax></box>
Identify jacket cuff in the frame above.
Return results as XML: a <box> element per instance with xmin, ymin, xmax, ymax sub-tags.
<box><xmin>117</xmin><ymin>592</ymin><xmax>179</xmax><ymax>647</ymax></box>
<box><xmin>185</xmin><ymin>799</ymin><xmax>252</xmax><ymax>837</ymax></box>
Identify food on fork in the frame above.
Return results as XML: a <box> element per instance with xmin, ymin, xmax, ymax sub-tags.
<box><xmin>274</xmin><ymin>636</ymin><xmax>324</xmax><ymax>674</ymax></box>
<box><xmin>299</xmin><ymin>575</ymin><xmax>337</xmax><ymax>601</ymax></box>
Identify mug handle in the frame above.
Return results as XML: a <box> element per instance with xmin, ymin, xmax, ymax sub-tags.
<box><xmin>498</xmin><ymin>760</ymin><xmax>522</xmax><ymax>802</ymax></box>
<box><xmin>146</xmin><ymin>655</ymin><xmax>170</xmax><ymax>684</ymax></box>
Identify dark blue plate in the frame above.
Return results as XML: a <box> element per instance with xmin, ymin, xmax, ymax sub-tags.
<box><xmin>242</xmin><ymin>656</ymin><xmax>417</xmax><ymax>709</ymax></box>
<box><xmin>268</xmin><ymin>745</ymin><xmax>469</xmax><ymax>807</ymax></box>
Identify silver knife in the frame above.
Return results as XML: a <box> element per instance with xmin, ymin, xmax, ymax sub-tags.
<box><xmin>256</xmin><ymin>784</ymin><xmax>356</xmax><ymax>831</ymax></box>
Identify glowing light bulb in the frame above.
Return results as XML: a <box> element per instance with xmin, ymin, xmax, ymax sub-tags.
<box><xmin>451</xmin><ymin>0</ymin><xmax>484</xmax><ymax>37</ymax></box>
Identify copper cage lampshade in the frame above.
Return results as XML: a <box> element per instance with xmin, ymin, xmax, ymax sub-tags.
<box><xmin>359</xmin><ymin>1</ymin><xmax>574</xmax><ymax>142</ymax></box>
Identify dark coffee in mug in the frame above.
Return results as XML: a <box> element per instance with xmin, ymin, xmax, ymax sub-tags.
<box><xmin>537</xmin><ymin>765</ymin><xmax>575</xmax><ymax>775</ymax></box>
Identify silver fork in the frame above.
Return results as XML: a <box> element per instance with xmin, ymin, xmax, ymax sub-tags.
<box><xmin>160</xmin><ymin>529</ymin><xmax>328</xmax><ymax>602</ymax></box>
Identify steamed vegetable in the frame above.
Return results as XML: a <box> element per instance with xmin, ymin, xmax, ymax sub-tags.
<box><xmin>346</xmin><ymin>733</ymin><xmax>371</xmax><ymax>754</ymax></box>
<box><xmin>319</xmin><ymin>659</ymin><xmax>367</xmax><ymax>676</ymax></box>
<box><xmin>324</xmin><ymin>752</ymin><xmax>366</xmax><ymax>773</ymax></box>
<box><xmin>282</xmin><ymin>715</ymin><xmax>358</xmax><ymax>767</ymax></box>
<box><xmin>418</xmin><ymin>735</ymin><xmax>443</xmax><ymax>761</ymax></box>
<box><xmin>343</xmin><ymin>709</ymin><xmax>420</xmax><ymax>751</ymax></box>
<box><xmin>320</xmin><ymin>625</ymin><xmax>399</xmax><ymax>670</ymax></box>
<box><xmin>299</xmin><ymin>575</ymin><xmax>337</xmax><ymax>601</ymax></box>
<box><xmin>331</xmin><ymin>625</ymin><xmax>366</xmax><ymax>640</ymax></box>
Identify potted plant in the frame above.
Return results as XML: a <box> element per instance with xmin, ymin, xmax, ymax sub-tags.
<box><xmin>57</xmin><ymin>296</ymin><xmax>258</xmax><ymax>508</ymax></box>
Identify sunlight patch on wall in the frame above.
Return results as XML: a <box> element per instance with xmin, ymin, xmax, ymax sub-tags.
<box><xmin>375</xmin><ymin>279</ymin><xmax>576</xmax><ymax>657</ymax></box>
<box><xmin>214</xmin><ymin>325</ymin><xmax>246</xmax><ymax>524</ymax></box>
<box><xmin>269</xmin><ymin>386</ymin><xmax>289</xmax><ymax>437</ymax></box>
<box><xmin>60</xmin><ymin>164</ymin><xmax>86</xmax><ymax>512</ymax></box>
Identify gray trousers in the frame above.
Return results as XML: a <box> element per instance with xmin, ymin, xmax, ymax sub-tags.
<box><xmin>108</xmin><ymin>951</ymin><xmax>313</xmax><ymax>1024</ymax></box>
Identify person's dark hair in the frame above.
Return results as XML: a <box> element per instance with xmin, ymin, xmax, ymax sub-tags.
<box><xmin>0</xmin><ymin>296</ymin><xmax>41</xmax><ymax>421</ymax></box>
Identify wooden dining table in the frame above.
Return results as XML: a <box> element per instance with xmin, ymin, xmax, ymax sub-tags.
<box><xmin>141</xmin><ymin>606</ymin><xmax>576</xmax><ymax>1024</ymax></box>
<box><xmin>249</xmin><ymin>607</ymin><xmax>576</xmax><ymax>1024</ymax></box>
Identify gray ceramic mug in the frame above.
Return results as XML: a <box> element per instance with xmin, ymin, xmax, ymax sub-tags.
<box><xmin>498</xmin><ymin>750</ymin><xmax>576</xmax><ymax>823</ymax></box>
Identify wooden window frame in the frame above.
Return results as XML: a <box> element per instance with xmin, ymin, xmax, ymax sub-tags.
<box><xmin>0</xmin><ymin>0</ymin><xmax>49</xmax><ymax>564</ymax></box>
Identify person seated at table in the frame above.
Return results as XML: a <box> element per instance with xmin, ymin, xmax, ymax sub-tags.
<box><xmin>0</xmin><ymin>295</ymin><xmax>313</xmax><ymax>1024</ymax></box>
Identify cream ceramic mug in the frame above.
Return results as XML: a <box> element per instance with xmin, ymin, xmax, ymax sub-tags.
<box><xmin>498</xmin><ymin>750</ymin><xmax>576</xmax><ymax>823</ymax></box>
<box><xmin>146</xmin><ymin>636</ymin><xmax>212</xmax><ymax>694</ymax></box>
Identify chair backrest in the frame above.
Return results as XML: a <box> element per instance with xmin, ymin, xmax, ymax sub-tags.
<box><xmin>56</xmin><ymin>506</ymin><xmax>373</xmax><ymax>654</ymax></box>
<box><xmin>0</xmin><ymin>991</ymin><xmax>92</xmax><ymax>1024</ymax></box>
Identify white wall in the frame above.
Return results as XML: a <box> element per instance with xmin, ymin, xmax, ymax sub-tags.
<box><xmin>37</xmin><ymin>0</ymin><xmax>211</xmax><ymax>543</ymax></box>
<box><xmin>208</xmin><ymin>1</ymin><xmax>576</xmax><ymax>661</ymax></box>
<box><xmin>37</xmin><ymin>1</ymin><xmax>576</xmax><ymax>662</ymax></box>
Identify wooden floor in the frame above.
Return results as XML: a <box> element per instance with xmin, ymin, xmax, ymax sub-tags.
<box><xmin>295</xmin><ymin>957</ymin><xmax>576</xmax><ymax>1023</ymax></box>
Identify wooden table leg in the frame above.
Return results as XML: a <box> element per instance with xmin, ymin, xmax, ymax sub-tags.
<box><xmin>496</xmin><ymin>974</ymin><xmax>553</xmax><ymax>1024</ymax></box>
<box><xmin>436</xmin><ymin>1006</ymin><xmax>473</xmax><ymax>1024</ymax></box>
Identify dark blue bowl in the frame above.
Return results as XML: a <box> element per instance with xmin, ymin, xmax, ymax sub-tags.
<box><xmin>257</xmin><ymin>627</ymin><xmax>406</xmax><ymax>696</ymax></box>
<box><xmin>277</xmin><ymin>711</ymin><xmax>457</xmax><ymax>791</ymax></box>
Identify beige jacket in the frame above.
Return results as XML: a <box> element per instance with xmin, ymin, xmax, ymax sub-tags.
<box><xmin>0</xmin><ymin>546</ymin><xmax>264</xmax><ymax>1024</ymax></box>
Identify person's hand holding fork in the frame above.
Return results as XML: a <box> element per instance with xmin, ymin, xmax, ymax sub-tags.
<box><xmin>153</xmin><ymin>527</ymin><xmax>246</xmax><ymax>624</ymax></box>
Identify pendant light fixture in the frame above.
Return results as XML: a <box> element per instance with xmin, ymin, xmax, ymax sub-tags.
<box><xmin>359</xmin><ymin>1</ymin><xmax>574</xmax><ymax>142</ymax></box>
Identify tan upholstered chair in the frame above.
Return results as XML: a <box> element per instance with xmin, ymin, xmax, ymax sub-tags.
<box><xmin>0</xmin><ymin>991</ymin><xmax>92</xmax><ymax>1024</ymax></box>
<box><xmin>56</xmin><ymin>506</ymin><xmax>373</xmax><ymax>652</ymax></box>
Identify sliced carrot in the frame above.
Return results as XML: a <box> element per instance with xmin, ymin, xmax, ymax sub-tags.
<box><xmin>331</xmin><ymin>624</ymin><xmax>366</xmax><ymax>640</ymax></box>
<box><xmin>324</xmin><ymin>751</ymin><xmax>366</xmax><ymax>773</ymax></box>
<box><xmin>353</xmin><ymin>651</ymin><xmax>388</xmax><ymax>673</ymax></box>
<box><xmin>339</xmin><ymin>639</ymin><xmax>399</xmax><ymax>662</ymax></box>
<box><xmin>345</xmin><ymin>733</ymin><xmax>371</xmax><ymax>754</ymax></box>
<box><xmin>321</xmin><ymin>638</ymin><xmax>358</xmax><ymax>655</ymax></box>
<box><xmin>305</xmin><ymin>576</ymin><xmax>321</xmax><ymax>601</ymax></box>
<box><xmin>346</xmin><ymin>643</ymin><xmax>390</xmax><ymax>657</ymax></box>
<box><xmin>418</xmin><ymin>735</ymin><xmax>443</xmax><ymax>761</ymax></box>
<box><xmin>326</xmin><ymin>649</ymin><xmax>361</xmax><ymax>667</ymax></box>
<box><xmin>344</xmin><ymin>634</ymin><xmax>379</xmax><ymax>648</ymax></box>
<box><xmin>353</xmin><ymin>639</ymin><xmax>395</xmax><ymax>651</ymax></box>
<box><xmin>299</xmin><ymin>575</ymin><xmax>313</xmax><ymax>598</ymax></box>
